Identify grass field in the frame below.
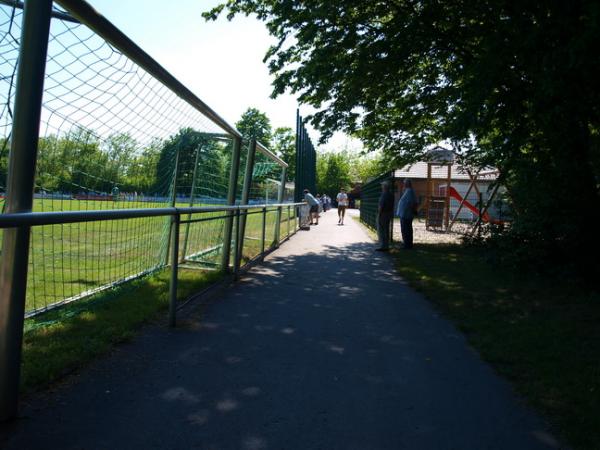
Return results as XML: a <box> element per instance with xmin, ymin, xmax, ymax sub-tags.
<box><xmin>0</xmin><ymin>198</ymin><xmax>297</xmax><ymax>314</ymax></box>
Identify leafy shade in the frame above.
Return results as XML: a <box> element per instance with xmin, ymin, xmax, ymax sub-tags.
<box><xmin>205</xmin><ymin>1</ymin><xmax>600</xmax><ymax>279</ymax></box>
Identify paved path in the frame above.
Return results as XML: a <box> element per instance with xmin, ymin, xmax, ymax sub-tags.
<box><xmin>2</xmin><ymin>209</ymin><xmax>559</xmax><ymax>450</ymax></box>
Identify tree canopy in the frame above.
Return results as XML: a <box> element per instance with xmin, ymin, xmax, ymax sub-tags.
<box><xmin>235</xmin><ymin>107</ymin><xmax>273</xmax><ymax>146</ymax></box>
<box><xmin>316</xmin><ymin>151</ymin><xmax>352</xmax><ymax>198</ymax></box>
<box><xmin>271</xmin><ymin>126</ymin><xmax>295</xmax><ymax>180</ymax></box>
<box><xmin>206</xmin><ymin>1</ymin><xmax>600</xmax><ymax>278</ymax></box>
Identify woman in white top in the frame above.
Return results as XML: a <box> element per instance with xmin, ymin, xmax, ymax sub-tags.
<box><xmin>336</xmin><ymin>188</ymin><xmax>349</xmax><ymax>225</ymax></box>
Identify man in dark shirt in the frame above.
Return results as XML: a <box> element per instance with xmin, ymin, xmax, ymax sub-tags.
<box><xmin>376</xmin><ymin>181</ymin><xmax>395</xmax><ymax>251</ymax></box>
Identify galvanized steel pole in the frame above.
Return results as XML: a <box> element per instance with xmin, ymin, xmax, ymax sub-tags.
<box><xmin>274</xmin><ymin>167</ymin><xmax>287</xmax><ymax>245</ymax></box>
<box><xmin>220</xmin><ymin>137</ymin><xmax>241</xmax><ymax>271</ymax></box>
<box><xmin>0</xmin><ymin>0</ymin><xmax>53</xmax><ymax>422</ymax></box>
<box><xmin>181</xmin><ymin>143</ymin><xmax>203</xmax><ymax>262</ymax></box>
<box><xmin>168</xmin><ymin>214</ymin><xmax>180</xmax><ymax>327</ymax></box>
<box><xmin>294</xmin><ymin>109</ymin><xmax>302</xmax><ymax>202</ymax></box>
<box><xmin>236</xmin><ymin>139</ymin><xmax>257</xmax><ymax>269</ymax></box>
<box><xmin>164</xmin><ymin>147</ymin><xmax>181</xmax><ymax>265</ymax></box>
<box><xmin>261</xmin><ymin>207</ymin><xmax>267</xmax><ymax>258</ymax></box>
<box><xmin>233</xmin><ymin>209</ymin><xmax>241</xmax><ymax>278</ymax></box>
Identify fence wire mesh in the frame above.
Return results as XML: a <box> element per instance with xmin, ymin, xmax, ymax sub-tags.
<box><xmin>359</xmin><ymin>172</ymin><xmax>394</xmax><ymax>231</ymax></box>
<box><xmin>240</xmin><ymin>151</ymin><xmax>282</xmax><ymax>261</ymax></box>
<box><xmin>0</xmin><ymin>2</ymin><xmax>294</xmax><ymax>316</ymax></box>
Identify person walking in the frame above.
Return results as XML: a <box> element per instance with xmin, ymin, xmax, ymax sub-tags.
<box><xmin>303</xmin><ymin>189</ymin><xmax>320</xmax><ymax>225</ymax></box>
<box><xmin>336</xmin><ymin>188</ymin><xmax>349</xmax><ymax>225</ymax></box>
<box><xmin>376</xmin><ymin>181</ymin><xmax>395</xmax><ymax>251</ymax></box>
<box><xmin>316</xmin><ymin>194</ymin><xmax>324</xmax><ymax>214</ymax></box>
<box><xmin>396</xmin><ymin>178</ymin><xmax>418</xmax><ymax>249</ymax></box>
<box><xmin>323</xmin><ymin>194</ymin><xmax>330</xmax><ymax>212</ymax></box>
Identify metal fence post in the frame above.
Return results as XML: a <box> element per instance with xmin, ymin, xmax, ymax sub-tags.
<box><xmin>233</xmin><ymin>208</ymin><xmax>241</xmax><ymax>278</ymax></box>
<box><xmin>164</xmin><ymin>146</ymin><xmax>181</xmax><ymax>265</ymax></box>
<box><xmin>390</xmin><ymin>174</ymin><xmax>395</xmax><ymax>245</ymax></box>
<box><xmin>261</xmin><ymin>207</ymin><xmax>267</xmax><ymax>258</ymax></box>
<box><xmin>0</xmin><ymin>0</ymin><xmax>53</xmax><ymax>422</ymax></box>
<box><xmin>287</xmin><ymin>205</ymin><xmax>291</xmax><ymax>238</ymax></box>
<box><xmin>168</xmin><ymin>214</ymin><xmax>180</xmax><ymax>328</ymax></box>
<box><xmin>274</xmin><ymin>167</ymin><xmax>286</xmax><ymax>246</ymax></box>
<box><xmin>237</xmin><ymin>139</ymin><xmax>257</xmax><ymax>265</ymax></box>
<box><xmin>181</xmin><ymin>143</ymin><xmax>203</xmax><ymax>262</ymax></box>
<box><xmin>221</xmin><ymin>137</ymin><xmax>241</xmax><ymax>271</ymax></box>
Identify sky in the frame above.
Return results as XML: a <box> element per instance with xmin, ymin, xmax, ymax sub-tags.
<box><xmin>86</xmin><ymin>0</ymin><xmax>362</xmax><ymax>152</ymax></box>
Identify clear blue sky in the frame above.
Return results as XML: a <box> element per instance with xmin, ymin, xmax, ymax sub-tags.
<box><xmin>86</xmin><ymin>0</ymin><xmax>361</xmax><ymax>151</ymax></box>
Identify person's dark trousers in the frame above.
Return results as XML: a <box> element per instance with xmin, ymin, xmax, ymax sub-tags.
<box><xmin>377</xmin><ymin>213</ymin><xmax>392</xmax><ymax>249</ymax></box>
<box><xmin>400</xmin><ymin>217</ymin><xmax>413</xmax><ymax>248</ymax></box>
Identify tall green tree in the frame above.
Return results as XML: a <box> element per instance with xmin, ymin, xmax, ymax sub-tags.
<box><xmin>316</xmin><ymin>151</ymin><xmax>352</xmax><ymax>197</ymax></box>
<box><xmin>102</xmin><ymin>133</ymin><xmax>137</xmax><ymax>189</ymax></box>
<box><xmin>124</xmin><ymin>139</ymin><xmax>161</xmax><ymax>193</ymax></box>
<box><xmin>271</xmin><ymin>126</ymin><xmax>295</xmax><ymax>180</ymax></box>
<box><xmin>205</xmin><ymin>1</ymin><xmax>600</xmax><ymax>277</ymax></box>
<box><xmin>349</xmin><ymin>151</ymin><xmax>388</xmax><ymax>184</ymax></box>
<box><xmin>235</xmin><ymin>107</ymin><xmax>273</xmax><ymax>146</ymax></box>
<box><xmin>154</xmin><ymin>129</ymin><xmax>228</xmax><ymax>198</ymax></box>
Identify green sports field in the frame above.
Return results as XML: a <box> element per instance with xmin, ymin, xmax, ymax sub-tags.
<box><xmin>0</xmin><ymin>198</ymin><xmax>296</xmax><ymax>315</ymax></box>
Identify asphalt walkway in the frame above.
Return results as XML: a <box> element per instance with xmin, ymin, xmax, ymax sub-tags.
<box><xmin>2</xmin><ymin>209</ymin><xmax>559</xmax><ymax>449</ymax></box>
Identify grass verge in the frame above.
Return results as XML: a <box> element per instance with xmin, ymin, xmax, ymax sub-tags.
<box><xmin>393</xmin><ymin>243</ymin><xmax>599</xmax><ymax>449</ymax></box>
<box><xmin>355</xmin><ymin>216</ymin><xmax>599</xmax><ymax>450</ymax></box>
<box><xmin>21</xmin><ymin>268</ymin><xmax>223</xmax><ymax>394</ymax></box>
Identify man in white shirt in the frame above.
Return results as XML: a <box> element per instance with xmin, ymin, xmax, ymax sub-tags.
<box><xmin>336</xmin><ymin>188</ymin><xmax>349</xmax><ymax>225</ymax></box>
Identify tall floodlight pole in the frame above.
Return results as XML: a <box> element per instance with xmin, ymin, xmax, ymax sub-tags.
<box><xmin>221</xmin><ymin>137</ymin><xmax>241</xmax><ymax>271</ymax></box>
<box><xmin>294</xmin><ymin>109</ymin><xmax>302</xmax><ymax>202</ymax></box>
<box><xmin>0</xmin><ymin>0</ymin><xmax>53</xmax><ymax>422</ymax></box>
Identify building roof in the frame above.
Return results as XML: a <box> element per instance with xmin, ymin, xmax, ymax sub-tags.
<box><xmin>393</xmin><ymin>161</ymin><xmax>498</xmax><ymax>181</ymax></box>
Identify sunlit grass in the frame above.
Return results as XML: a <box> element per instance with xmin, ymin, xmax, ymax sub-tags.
<box><xmin>21</xmin><ymin>268</ymin><xmax>223</xmax><ymax>394</ymax></box>
<box><xmin>0</xmin><ymin>199</ymin><xmax>294</xmax><ymax>313</ymax></box>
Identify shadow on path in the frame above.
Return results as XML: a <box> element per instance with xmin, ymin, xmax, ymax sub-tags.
<box><xmin>1</xmin><ymin>210</ymin><xmax>559</xmax><ymax>450</ymax></box>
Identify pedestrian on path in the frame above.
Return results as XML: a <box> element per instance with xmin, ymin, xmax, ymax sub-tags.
<box><xmin>376</xmin><ymin>181</ymin><xmax>395</xmax><ymax>251</ymax></box>
<box><xmin>336</xmin><ymin>188</ymin><xmax>349</xmax><ymax>225</ymax></box>
<box><xmin>396</xmin><ymin>178</ymin><xmax>418</xmax><ymax>249</ymax></box>
<box><xmin>303</xmin><ymin>189</ymin><xmax>320</xmax><ymax>225</ymax></box>
<box><xmin>316</xmin><ymin>194</ymin><xmax>324</xmax><ymax>214</ymax></box>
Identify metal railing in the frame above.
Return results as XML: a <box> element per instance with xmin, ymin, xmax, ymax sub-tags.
<box><xmin>0</xmin><ymin>200</ymin><xmax>302</xmax><ymax>419</ymax></box>
<box><xmin>0</xmin><ymin>0</ymin><xmax>297</xmax><ymax>422</ymax></box>
<box><xmin>0</xmin><ymin>201</ymin><xmax>303</xmax><ymax>311</ymax></box>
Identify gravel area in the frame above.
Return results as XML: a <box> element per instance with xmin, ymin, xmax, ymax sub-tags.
<box><xmin>347</xmin><ymin>208</ymin><xmax>473</xmax><ymax>245</ymax></box>
<box><xmin>393</xmin><ymin>219</ymin><xmax>473</xmax><ymax>245</ymax></box>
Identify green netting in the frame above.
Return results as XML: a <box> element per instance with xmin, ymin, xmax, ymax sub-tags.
<box><xmin>241</xmin><ymin>151</ymin><xmax>283</xmax><ymax>261</ymax></box>
<box><xmin>359</xmin><ymin>172</ymin><xmax>395</xmax><ymax>230</ymax></box>
<box><xmin>294</xmin><ymin>111</ymin><xmax>316</xmax><ymax>201</ymax></box>
<box><xmin>0</xmin><ymin>3</ymin><xmax>240</xmax><ymax>315</ymax></box>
